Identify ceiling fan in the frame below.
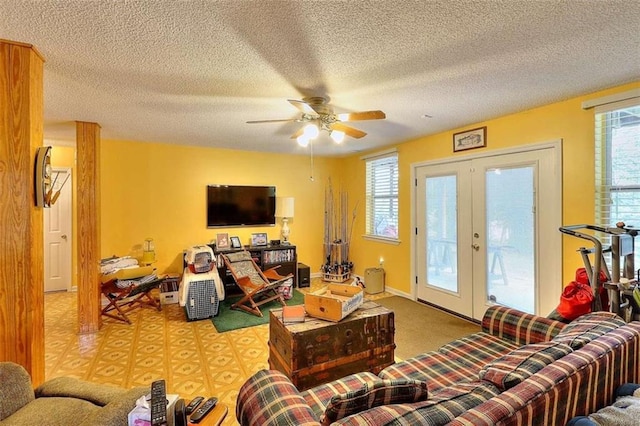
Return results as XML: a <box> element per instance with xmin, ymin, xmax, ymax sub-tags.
<box><xmin>247</xmin><ymin>97</ymin><xmax>386</xmax><ymax>145</ymax></box>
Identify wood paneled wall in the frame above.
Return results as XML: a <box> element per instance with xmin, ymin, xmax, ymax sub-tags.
<box><xmin>76</xmin><ymin>122</ymin><xmax>102</xmax><ymax>334</ymax></box>
<box><xmin>0</xmin><ymin>39</ymin><xmax>46</xmax><ymax>384</ymax></box>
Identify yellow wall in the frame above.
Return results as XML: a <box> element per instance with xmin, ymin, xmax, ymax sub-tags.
<box><xmin>342</xmin><ymin>82</ymin><xmax>639</xmax><ymax>295</ymax></box>
<box><xmin>100</xmin><ymin>140</ymin><xmax>339</xmax><ymax>274</ymax></box>
<box><xmin>53</xmin><ymin>82</ymin><xmax>638</xmax><ymax>294</ymax></box>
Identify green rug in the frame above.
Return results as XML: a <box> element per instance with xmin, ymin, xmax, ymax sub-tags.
<box><xmin>212</xmin><ymin>289</ymin><xmax>305</xmax><ymax>332</ymax></box>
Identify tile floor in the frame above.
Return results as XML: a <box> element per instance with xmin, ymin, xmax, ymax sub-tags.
<box><xmin>44</xmin><ymin>278</ymin><xmax>389</xmax><ymax>425</ymax></box>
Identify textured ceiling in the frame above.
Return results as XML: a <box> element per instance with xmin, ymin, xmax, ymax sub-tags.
<box><xmin>2</xmin><ymin>1</ymin><xmax>639</xmax><ymax>156</ymax></box>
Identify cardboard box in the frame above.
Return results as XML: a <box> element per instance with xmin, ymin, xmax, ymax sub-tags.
<box><xmin>159</xmin><ymin>275</ymin><xmax>180</xmax><ymax>305</ymax></box>
<box><xmin>159</xmin><ymin>291</ymin><xmax>179</xmax><ymax>305</ymax></box>
<box><xmin>304</xmin><ymin>284</ymin><xmax>364</xmax><ymax>322</ymax></box>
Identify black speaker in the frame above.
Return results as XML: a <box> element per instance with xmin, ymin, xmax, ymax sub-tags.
<box><xmin>174</xmin><ymin>398</ymin><xmax>187</xmax><ymax>426</ymax></box>
<box><xmin>297</xmin><ymin>263</ymin><xmax>310</xmax><ymax>288</ymax></box>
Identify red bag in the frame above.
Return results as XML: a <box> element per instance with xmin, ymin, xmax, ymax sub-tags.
<box><xmin>556</xmin><ymin>281</ymin><xmax>594</xmax><ymax>321</ymax></box>
<box><xmin>575</xmin><ymin>267</ymin><xmax>610</xmax><ymax>310</ymax></box>
<box><xmin>575</xmin><ymin>267</ymin><xmax>607</xmax><ymax>286</ymax></box>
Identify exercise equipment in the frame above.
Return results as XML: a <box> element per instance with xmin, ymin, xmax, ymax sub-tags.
<box><xmin>559</xmin><ymin>223</ymin><xmax>640</xmax><ymax>322</ymax></box>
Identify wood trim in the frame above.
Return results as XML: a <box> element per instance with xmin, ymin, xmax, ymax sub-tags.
<box><xmin>0</xmin><ymin>40</ymin><xmax>46</xmax><ymax>384</ymax></box>
<box><xmin>76</xmin><ymin>121</ymin><xmax>102</xmax><ymax>333</ymax></box>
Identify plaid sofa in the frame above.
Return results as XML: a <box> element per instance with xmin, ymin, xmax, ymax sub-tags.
<box><xmin>236</xmin><ymin>305</ymin><xmax>640</xmax><ymax>425</ymax></box>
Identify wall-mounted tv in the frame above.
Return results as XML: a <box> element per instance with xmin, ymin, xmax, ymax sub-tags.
<box><xmin>207</xmin><ymin>185</ymin><xmax>276</xmax><ymax>227</ymax></box>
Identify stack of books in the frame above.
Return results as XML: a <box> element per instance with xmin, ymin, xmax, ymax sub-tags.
<box><xmin>282</xmin><ymin>305</ymin><xmax>305</xmax><ymax>323</ymax></box>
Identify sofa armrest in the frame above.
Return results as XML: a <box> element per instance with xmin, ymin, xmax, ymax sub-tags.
<box><xmin>78</xmin><ymin>387</ymin><xmax>148</xmax><ymax>426</ymax></box>
<box><xmin>236</xmin><ymin>370</ymin><xmax>319</xmax><ymax>426</ymax></box>
<box><xmin>482</xmin><ymin>305</ymin><xmax>566</xmax><ymax>346</ymax></box>
<box><xmin>35</xmin><ymin>377</ymin><xmax>137</xmax><ymax>407</ymax></box>
<box><xmin>0</xmin><ymin>362</ymin><xmax>35</xmax><ymax>420</ymax></box>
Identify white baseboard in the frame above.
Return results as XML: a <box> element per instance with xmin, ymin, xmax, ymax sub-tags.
<box><xmin>382</xmin><ymin>287</ymin><xmax>412</xmax><ymax>299</ymax></box>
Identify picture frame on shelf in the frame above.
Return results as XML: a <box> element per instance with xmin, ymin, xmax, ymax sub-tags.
<box><xmin>230</xmin><ymin>236</ymin><xmax>242</xmax><ymax>248</ymax></box>
<box><xmin>251</xmin><ymin>232</ymin><xmax>268</xmax><ymax>247</ymax></box>
<box><xmin>453</xmin><ymin>126</ymin><xmax>487</xmax><ymax>152</ymax></box>
<box><xmin>216</xmin><ymin>233</ymin><xmax>230</xmax><ymax>249</ymax></box>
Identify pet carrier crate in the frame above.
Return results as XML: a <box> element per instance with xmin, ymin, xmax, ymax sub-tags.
<box><xmin>184</xmin><ymin>245</ymin><xmax>214</xmax><ymax>273</ymax></box>
<box><xmin>180</xmin><ymin>267</ymin><xmax>220</xmax><ymax>321</ymax></box>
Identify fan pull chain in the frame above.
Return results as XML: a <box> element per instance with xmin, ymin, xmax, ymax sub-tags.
<box><xmin>309</xmin><ymin>140</ymin><xmax>315</xmax><ymax>181</ymax></box>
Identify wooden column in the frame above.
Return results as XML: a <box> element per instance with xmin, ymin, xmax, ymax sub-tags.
<box><xmin>76</xmin><ymin>121</ymin><xmax>102</xmax><ymax>333</ymax></box>
<box><xmin>0</xmin><ymin>39</ymin><xmax>45</xmax><ymax>384</ymax></box>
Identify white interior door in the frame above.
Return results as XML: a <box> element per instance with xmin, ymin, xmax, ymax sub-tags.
<box><xmin>44</xmin><ymin>168</ymin><xmax>72</xmax><ymax>292</ymax></box>
<box><xmin>415</xmin><ymin>143</ymin><xmax>561</xmax><ymax>320</ymax></box>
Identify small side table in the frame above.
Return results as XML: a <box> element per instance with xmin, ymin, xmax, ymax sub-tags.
<box><xmin>187</xmin><ymin>401</ymin><xmax>228</xmax><ymax>426</ymax></box>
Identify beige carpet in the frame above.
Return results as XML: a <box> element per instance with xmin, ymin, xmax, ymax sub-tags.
<box><xmin>376</xmin><ymin>296</ymin><xmax>481</xmax><ymax>361</ymax></box>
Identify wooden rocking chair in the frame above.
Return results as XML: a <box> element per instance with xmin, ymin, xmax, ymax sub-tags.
<box><xmin>222</xmin><ymin>250</ymin><xmax>293</xmax><ymax>317</ymax></box>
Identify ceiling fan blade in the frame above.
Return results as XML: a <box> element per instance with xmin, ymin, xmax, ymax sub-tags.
<box><xmin>330</xmin><ymin>122</ymin><xmax>367</xmax><ymax>139</ymax></box>
<box><xmin>290</xmin><ymin>126</ymin><xmax>305</xmax><ymax>139</ymax></box>
<box><xmin>337</xmin><ymin>110</ymin><xmax>386</xmax><ymax>121</ymax></box>
<box><xmin>288</xmin><ymin>99</ymin><xmax>317</xmax><ymax>115</ymax></box>
<box><xmin>246</xmin><ymin>118</ymin><xmax>298</xmax><ymax>124</ymax></box>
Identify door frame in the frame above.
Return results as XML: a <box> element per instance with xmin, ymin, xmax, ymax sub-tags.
<box><xmin>410</xmin><ymin>140</ymin><xmax>563</xmax><ymax>317</ymax></box>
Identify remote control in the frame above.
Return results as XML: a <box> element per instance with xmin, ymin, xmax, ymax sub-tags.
<box><xmin>189</xmin><ymin>397</ymin><xmax>218</xmax><ymax>423</ymax></box>
<box><xmin>185</xmin><ymin>396</ymin><xmax>204</xmax><ymax>415</ymax></box>
<box><xmin>150</xmin><ymin>379</ymin><xmax>168</xmax><ymax>426</ymax></box>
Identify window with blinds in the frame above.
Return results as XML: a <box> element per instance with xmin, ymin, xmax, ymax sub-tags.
<box><xmin>594</xmin><ymin>101</ymin><xmax>640</xmax><ymax>263</ymax></box>
<box><xmin>365</xmin><ymin>152</ymin><xmax>399</xmax><ymax>239</ymax></box>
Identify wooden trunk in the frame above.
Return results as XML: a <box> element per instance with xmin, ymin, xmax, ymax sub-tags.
<box><xmin>269</xmin><ymin>301</ymin><xmax>395</xmax><ymax>390</ymax></box>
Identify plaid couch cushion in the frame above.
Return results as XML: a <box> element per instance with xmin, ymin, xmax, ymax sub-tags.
<box><xmin>379</xmin><ymin>351</ymin><xmax>479</xmax><ymax>393</ymax></box>
<box><xmin>479</xmin><ymin>341</ymin><xmax>573</xmax><ymax>390</ymax></box>
<box><xmin>438</xmin><ymin>332</ymin><xmax>519</xmax><ymax>370</ymax></box>
<box><xmin>236</xmin><ymin>370</ymin><xmax>319</xmax><ymax>425</ymax></box>
<box><xmin>482</xmin><ymin>305</ymin><xmax>566</xmax><ymax>345</ymax></box>
<box><xmin>552</xmin><ymin>311</ymin><xmax>626</xmax><ymax>349</ymax></box>
<box><xmin>302</xmin><ymin>372</ymin><xmax>380</xmax><ymax>419</ymax></box>
<box><xmin>333</xmin><ymin>381</ymin><xmax>499</xmax><ymax>426</ymax></box>
<box><xmin>320</xmin><ymin>379</ymin><xmax>428</xmax><ymax>425</ymax></box>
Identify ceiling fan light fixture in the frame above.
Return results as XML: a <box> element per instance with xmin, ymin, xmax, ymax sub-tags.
<box><xmin>336</xmin><ymin>113</ymin><xmax>349</xmax><ymax>121</ymax></box>
<box><xmin>330</xmin><ymin>130</ymin><xmax>345</xmax><ymax>143</ymax></box>
<box><xmin>303</xmin><ymin>123</ymin><xmax>319</xmax><ymax>139</ymax></box>
<box><xmin>297</xmin><ymin>135</ymin><xmax>310</xmax><ymax>147</ymax></box>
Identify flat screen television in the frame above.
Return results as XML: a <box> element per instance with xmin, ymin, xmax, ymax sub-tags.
<box><xmin>207</xmin><ymin>185</ymin><xmax>276</xmax><ymax>227</ymax></box>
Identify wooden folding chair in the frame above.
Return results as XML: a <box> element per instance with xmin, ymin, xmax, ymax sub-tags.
<box><xmin>100</xmin><ymin>278</ymin><xmax>163</xmax><ymax>324</ymax></box>
<box><xmin>222</xmin><ymin>250</ymin><xmax>293</xmax><ymax>317</ymax></box>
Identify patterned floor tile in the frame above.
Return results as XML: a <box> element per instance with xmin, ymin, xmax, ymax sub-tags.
<box><xmin>44</xmin><ymin>278</ymin><xmax>391</xmax><ymax>425</ymax></box>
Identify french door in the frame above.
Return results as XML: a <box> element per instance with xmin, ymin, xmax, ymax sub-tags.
<box><xmin>414</xmin><ymin>143</ymin><xmax>561</xmax><ymax>320</ymax></box>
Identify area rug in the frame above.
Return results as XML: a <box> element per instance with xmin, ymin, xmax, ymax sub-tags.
<box><xmin>212</xmin><ymin>289</ymin><xmax>305</xmax><ymax>332</ymax></box>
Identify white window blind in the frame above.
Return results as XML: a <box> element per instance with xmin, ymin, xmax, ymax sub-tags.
<box><xmin>365</xmin><ymin>152</ymin><xmax>399</xmax><ymax>239</ymax></box>
<box><xmin>594</xmin><ymin>100</ymin><xmax>640</xmax><ymax>263</ymax></box>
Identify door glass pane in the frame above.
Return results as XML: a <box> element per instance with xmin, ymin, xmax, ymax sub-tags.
<box><xmin>485</xmin><ymin>166</ymin><xmax>535</xmax><ymax>313</ymax></box>
<box><xmin>426</xmin><ymin>175</ymin><xmax>458</xmax><ymax>292</ymax></box>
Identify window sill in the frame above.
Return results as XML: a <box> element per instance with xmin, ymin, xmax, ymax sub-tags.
<box><xmin>362</xmin><ymin>235</ymin><xmax>401</xmax><ymax>245</ymax></box>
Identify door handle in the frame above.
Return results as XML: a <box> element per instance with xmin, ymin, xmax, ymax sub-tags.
<box><xmin>61</xmin><ymin>234</ymin><xmax>67</xmax><ymax>240</ymax></box>
<box><xmin>472</xmin><ymin>243</ymin><xmax>480</xmax><ymax>251</ymax></box>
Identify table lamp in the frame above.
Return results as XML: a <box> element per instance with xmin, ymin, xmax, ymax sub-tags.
<box><xmin>276</xmin><ymin>197</ymin><xmax>294</xmax><ymax>245</ymax></box>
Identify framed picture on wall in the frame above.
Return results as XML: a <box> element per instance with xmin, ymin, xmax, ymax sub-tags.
<box><xmin>216</xmin><ymin>233</ymin><xmax>229</xmax><ymax>249</ymax></box>
<box><xmin>453</xmin><ymin>126</ymin><xmax>487</xmax><ymax>152</ymax></box>
<box><xmin>230</xmin><ymin>236</ymin><xmax>242</xmax><ymax>248</ymax></box>
<box><xmin>251</xmin><ymin>233</ymin><xmax>268</xmax><ymax>247</ymax></box>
